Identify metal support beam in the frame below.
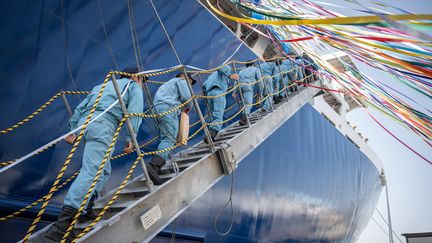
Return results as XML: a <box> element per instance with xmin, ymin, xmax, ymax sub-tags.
<box><xmin>61</xmin><ymin>92</ymin><xmax>73</xmax><ymax>117</ymax></box>
<box><xmin>231</xmin><ymin>62</ymin><xmax>251</xmax><ymax>127</ymax></box>
<box><xmin>181</xmin><ymin>68</ymin><xmax>216</xmax><ymax>152</ymax></box>
<box><xmin>381</xmin><ymin>170</ymin><xmax>394</xmax><ymax>243</ymax></box>
<box><xmin>111</xmin><ymin>75</ymin><xmax>154</xmax><ymax>191</ymax></box>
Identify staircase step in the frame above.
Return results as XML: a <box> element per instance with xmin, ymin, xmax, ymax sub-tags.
<box><xmin>219</xmin><ymin>128</ymin><xmax>244</xmax><ymax>136</ymax></box>
<box><xmin>226</xmin><ymin>125</ymin><xmax>247</xmax><ymax>132</ymax></box>
<box><xmin>75</xmin><ymin>220</ymin><xmax>108</xmax><ymax>230</ymax></box>
<box><xmin>94</xmin><ymin>199</ymin><xmax>134</xmax><ymax>211</ymax></box>
<box><xmin>120</xmin><ymin>187</ymin><xmax>149</xmax><ymax>196</ymax></box>
<box><xmin>161</xmin><ymin>161</ymin><xmax>196</xmax><ymax>173</ymax></box>
<box><xmin>159</xmin><ymin>172</ymin><xmax>177</xmax><ymax>179</ymax></box>
<box><xmin>172</xmin><ymin>154</ymin><xmax>205</xmax><ymax>164</ymax></box>
<box><xmin>214</xmin><ymin>134</ymin><xmax>236</xmax><ymax>142</ymax></box>
<box><xmin>181</xmin><ymin>147</ymin><xmax>211</xmax><ymax>156</ymax></box>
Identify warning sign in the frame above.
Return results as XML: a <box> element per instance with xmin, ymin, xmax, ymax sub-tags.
<box><xmin>140</xmin><ymin>204</ymin><xmax>162</xmax><ymax>230</ymax></box>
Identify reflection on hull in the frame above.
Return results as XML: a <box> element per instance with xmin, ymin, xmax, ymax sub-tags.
<box><xmin>154</xmin><ymin>104</ymin><xmax>382</xmax><ymax>242</ymax></box>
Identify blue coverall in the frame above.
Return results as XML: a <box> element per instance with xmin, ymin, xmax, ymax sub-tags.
<box><xmin>238</xmin><ymin>66</ymin><xmax>261</xmax><ymax>115</ymax></box>
<box><xmin>280</xmin><ymin>59</ymin><xmax>296</xmax><ymax>96</ymax></box>
<box><xmin>257</xmin><ymin>62</ymin><xmax>276</xmax><ymax>111</ymax></box>
<box><xmin>273</xmin><ymin>63</ymin><xmax>283</xmax><ymax>97</ymax></box>
<box><xmin>202</xmin><ymin>66</ymin><xmax>233</xmax><ymax>132</ymax></box>
<box><xmin>65</xmin><ymin>78</ymin><xmax>143</xmax><ymax>210</ymax></box>
<box><xmin>153</xmin><ymin>77</ymin><xmax>192</xmax><ymax>160</ymax></box>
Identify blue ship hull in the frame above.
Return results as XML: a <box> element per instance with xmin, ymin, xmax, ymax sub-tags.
<box><xmin>152</xmin><ymin>104</ymin><xmax>381</xmax><ymax>243</ymax></box>
<box><xmin>0</xmin><ymin>0</ymin><xmax>381</xmax><ymax>242</ymax></box>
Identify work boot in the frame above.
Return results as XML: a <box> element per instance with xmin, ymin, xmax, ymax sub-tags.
<box><xmin>146</xmin><ymin>155</ymin><xmax>165</xmax><ymax>185</ymax></box>
<box><xmin>45</xmin><ymin>205</ymin><xmax>78</xmax><ymax>242</ymax></box>
<box><xmin>239</xmin><ymin>114</ymin><xmax>248</xmax><ymax>126</ymax></box>
<box><xmin>78</xmin><ymin>194</ymin><xmax>97</xmax><ymax>223</ymax></box>
<box><xmin>203</xmin><ymin>129</ymin><xmax>218</xmax><ymax>144</ymax></box>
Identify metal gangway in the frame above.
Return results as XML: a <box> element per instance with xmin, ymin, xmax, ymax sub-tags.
<box><xmin>23</xmin><ymin>68</ymin><xmax>319</xmax><ymax>242</ymax></box>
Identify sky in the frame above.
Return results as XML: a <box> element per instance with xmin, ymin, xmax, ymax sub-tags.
<box><xmin>322</xmin><ymin>0</ymin><xmax>432</xmax><ymax>242</ymax></box>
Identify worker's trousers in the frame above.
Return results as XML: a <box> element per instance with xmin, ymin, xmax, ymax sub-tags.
<box><xmin>240</xmin><ymin>85</ymin><xmax>253</xmax><ymax>115</ymax></box>
<box><xmin>64</xmin><ymin>114</ymin><xmax>116</xmax><ymax>211</ymax></box>
<box><xmin>257</xmin><ymin>77</ymin><xmax>273</xmax><ymax>111</ymax></box>
<box><xmin>279</xmin><ymin>77</ymin><xmax>290</xmax><ymax>97</ymax></box>
<box><xmin>206</xmin><ymin>88</ymin><xmax>226</xmax><ymax>132</ymax></box>
<box><xmin>154</xmin><ymin>104</ymin><xmax>179</xmax><ymax>161</ymax></box>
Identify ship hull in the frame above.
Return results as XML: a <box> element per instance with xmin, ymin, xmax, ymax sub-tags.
<box><xmin>153</xmin><ymin>104</ymin><xmax>382</xmax><ymax>242</ymax></box>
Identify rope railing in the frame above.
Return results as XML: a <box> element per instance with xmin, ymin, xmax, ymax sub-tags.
<box><xmin>0</xmin><ymin>62</ymin><xmax>306</xmax><ymax>167</ymax></box>
<box><xmin>0</xmin><ymin>58</ymin><xmax>304</xmax><ymax>137</ymax></box>
<box><xmin>67</xmin><ymin>65</ymin><xmax>315</xmax><ymax>242</ymax></box>
<box><xmin>7</xmin><ymin>58</ymin><xmax>317</xmax><ymax>242</ymax></box>
<box><xmin>0</xmin><ymin>91</ymin><xmax>90</xmax><ymax>135</ymax></box>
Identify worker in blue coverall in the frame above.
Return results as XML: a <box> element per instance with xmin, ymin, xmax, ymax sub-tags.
<box><xmin>280</xmin><ymin>57</ymin><xmax>296</xmax><ymax>94</ymax></box>
<box><xmin>235</xmin><ymin>61</ymin><xmax>262</xmax><ymax>125</ymax></box>
<box><xmin>45</xmin><ymin>67</ymin><xmax>144</xmax><ymax>241</ymax></box>
<box><xmin>146</xmin><ymin>72</ymin><xmax>196</xmax><ymax>185</ymax></box>
<box><xmin>202</xmin><ymin>66</ymin><xmax>239</xmax><ymax>142</ymax></box>
<box><xmin>258</xmin><ymin>59</ymin><xmax>277</xmax><ymax>111</ymax></box>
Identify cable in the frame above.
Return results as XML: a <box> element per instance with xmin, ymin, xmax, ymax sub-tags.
<box><xmin>96</xmin><ymin>0</ymin><xmax>118</xmax><ymax>69</ymax></box>
<box><xmin>60</xmin><ymin>0</ymin><xmax>81</xmax><ymax>101</ymax></box>
<box><xmin>375</xmin><ymin>208</ymin><xmax>403</xmax><ymax>243</ymax></box>
<box><xmin>372</xmin><ymin>216</ymin><xmax>390</xmax><ymax>238</ymax></box>
<box><xmin>127</xmin><ymin>0</ymin><xmax>143</xmax><ymax>71</ymax></box>
<box><xmin>126</xmin><ymin>0</ymin><xmax>181</xmax><ymax>155</ymax></box>
<box><xmin>170</xmin><ymin>218</ymin><xmax>177</xmax><ymax>243</ymax></box>
<box><xmin>214</xmin><ymin>143</ymin><xmax>236</xmax><ymax>236</ymax></box>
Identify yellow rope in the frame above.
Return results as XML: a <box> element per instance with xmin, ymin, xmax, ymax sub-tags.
<box><xmin>110</xmin><ymin>135</ymin><xmax>159</xmax><ymax>160</ymax></box>
<box><xmin>129</xmin><ymin>97</ymin><xmax>193</xmax><ymax>118</ymax></box>
<box><xmin>72</xmin><ymin>125</ymin><xmax>205</xmax><ymax>242</ymax></box>
<box><xmin>0</xmin><ymin>171</ymin><xmax>79</xmax><ymax>221</ymax></box>
<box><xmin>1</xmin><ymin>135</ymin><xmax>159</xmax><ymax>221</ymax></box>
<box><xmin>0</xmin><ymin>91</ymin><xmax>89</xmax><ymax>135</ymax></box>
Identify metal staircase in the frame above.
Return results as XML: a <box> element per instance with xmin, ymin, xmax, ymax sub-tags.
<box><xmin>26</xmin><ymin>86</ymin><xmax>318</xmax><ymax>243</ymax></box>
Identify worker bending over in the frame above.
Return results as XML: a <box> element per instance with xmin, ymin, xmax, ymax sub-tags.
<box><xmin>146</xmin><ymin>72</ymin><xmax>196</xmax><ymax>184</ymax></box>
<box><xmin>45</xmin><ymin>67</ymin><xmax>144</xmax><ymax>241</ymax></box>
<box><xmin>203</xmin><ymin>66</ymin><xmax>239</xmax><ymax>142</ymax></box>
<box><xmin>236</xmin><ymin>61</ymin><xmax>262</xmax><ymax>125</ymax></box>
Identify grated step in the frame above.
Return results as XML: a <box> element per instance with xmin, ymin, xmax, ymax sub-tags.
<box><xmin>214</xmin><ymin>134</ymin><xmax>236</xmax><ymax>142</ymax></box>
<box><xmin>161</xmin><ymin>161</ymin><xmax>196</xmax><ymax>173</ymax></box>
<box><xmin>159</xmin><ymin>172</ymin><xmax>177</xmax><ymax>179</ymax></box>
<box><xmin>181</xmin><ymin>147</ymin><xmax>211</xmax><ymax>156</ymax></box>
<box><xmin>120</xmin><ymin>187</ymin><xmax>149</xmax><ymax>196</ymax></box>
<box><xmin>94</xmin><ymin>199</ymin><xmax>134</xmax><ymax>211</ymax></box>
<box><xmin>172</xmin><ymin>154</ymin><xmax>205</xmax><ymax>164</ymax></box>
<box><xmin>74</xmin><ymin>220</ymin><xmax>108</xmax><ymax>230</ymax></box>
